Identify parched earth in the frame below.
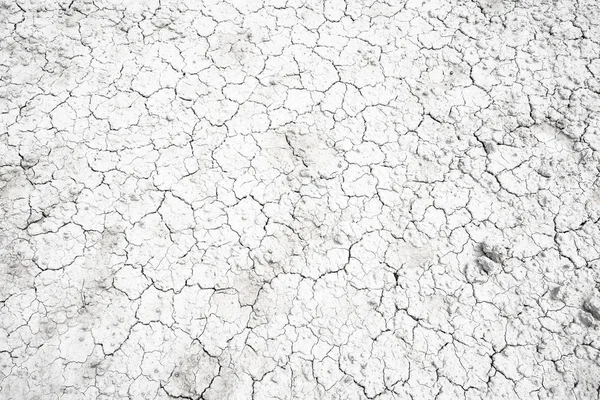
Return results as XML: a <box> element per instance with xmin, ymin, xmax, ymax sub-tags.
<box><xmin>1</xmin><ymin>0</ymin><xmax>600</xmax><ymax>399</ymax></box>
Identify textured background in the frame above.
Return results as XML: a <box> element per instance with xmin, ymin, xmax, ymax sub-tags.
<box><xmin>1</xmin><ymin>0</ymin><xmax>600</xmax><ymax>398</ymax></box>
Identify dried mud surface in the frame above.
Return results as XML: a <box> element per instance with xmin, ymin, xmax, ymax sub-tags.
<box><xmin>1</xmin><ymin>0</ymin><xmax>600</xmax><ymax>399</ymax></box>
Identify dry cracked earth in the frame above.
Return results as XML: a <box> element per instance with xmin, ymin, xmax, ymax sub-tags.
<box><xmin>1</xmin><ymin>0</ymin><xmax>600</xmax><ymax>399</ymax></box>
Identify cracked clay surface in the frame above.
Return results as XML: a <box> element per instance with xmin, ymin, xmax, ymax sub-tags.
<box><xmin>1</xmin><ymin>0</ymin><xmax>600</xmax><ymax>399</ymax></box>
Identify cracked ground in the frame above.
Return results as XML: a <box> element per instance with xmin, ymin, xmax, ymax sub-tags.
<box><xmin>1</xmin><ymin>0</ymin><xmax>600</xmax><ymax>399</ymax></box>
